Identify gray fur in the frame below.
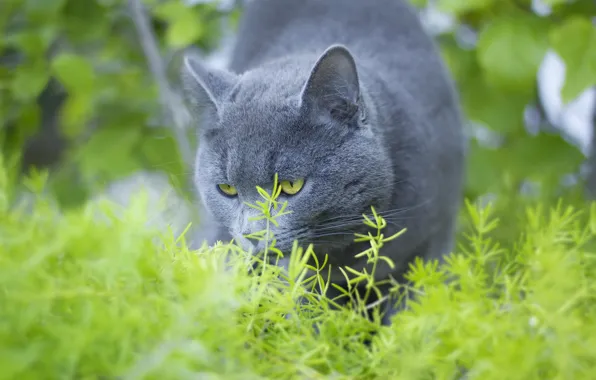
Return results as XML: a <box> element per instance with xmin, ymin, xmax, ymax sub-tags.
<box><xmin>181</xmin><ymin>0</ymin><xmax>466</xmax><ymax>321</ymax></box>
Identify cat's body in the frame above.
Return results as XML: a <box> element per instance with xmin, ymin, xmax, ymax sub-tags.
<box><xmin>182</xmin><ymin>0</ymin><xmax>466</xmax><ymax>322</ymax></box>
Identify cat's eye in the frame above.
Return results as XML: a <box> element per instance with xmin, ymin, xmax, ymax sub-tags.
<box><xmin>280</xmin><ymin>178</ymin><xmax>305</xmax><ymax>195</ymax></box>
<box><xmin>217</xmin><ymin>184</ymin><xmax>238</xmax><ymax>197</ymax></box>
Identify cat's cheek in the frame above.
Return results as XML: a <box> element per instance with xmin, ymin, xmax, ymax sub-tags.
<box><xmin>280</xmin><ymin>182</ymin><xmax>318</xmax><ymax>222</ymax></box>
<box><xmin>201</xmin><ymin>190</ymin><xmax>237</xmax><ymax>226</ymax></box>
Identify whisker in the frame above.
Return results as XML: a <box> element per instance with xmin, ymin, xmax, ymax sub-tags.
<box><xmin>315</xmin><ymin>195</ymin><xmax>434</xmax><ymax>228</ymax></box>
<box><xmin>314</xmin><ymin>204</ymin><xmax>424</xmax><ymax>230</ymax></box>
<box><xmin>309</xmin><ymin>232</ymin><xmax>358</xmax><ymax>239</ymax></box>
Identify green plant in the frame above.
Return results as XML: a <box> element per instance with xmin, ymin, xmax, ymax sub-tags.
<box><xmin>3</xmin><ymin>1</ymin><xmax>596</xmax><ymax>378</ymax></box>
<box><xmin>417</xmin><ymin>0</ymin><xmax>595</xmax><ymax>201</ymax></box>
<box><xmin>2</xmin><ymin>150</ymin><xmax>596</xmax><ymax>379</ymax></box>
<box><xmin>236</xmin><ymin>173</ymin><xmax>406</xmax><ymax>324</ymax></box>
<box><xmin>0</xmin><ymin>0</ymin><xmax>226</xmax><ymax>207</ymax></box>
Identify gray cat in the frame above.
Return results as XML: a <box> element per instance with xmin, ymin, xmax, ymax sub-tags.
<box><xmin>181</xmin><ymin>0</ymin><xmax>466</xmax><ymax>323</ymax></box>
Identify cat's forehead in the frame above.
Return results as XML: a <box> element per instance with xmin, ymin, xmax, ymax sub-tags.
<box><xmin>207</xmin><ymin>101</ymin><xmax>324</xmax><ymax>186</ymax></box>
<box><xmin>223</xmin><ymin>100</ymin><xmax>296</xmax><ymax>132</ymax></box>
<box><xmin>212</xmin><ymin>112</ymin><xmax>305</xmax><ymax>187</ymax></box>
<box><xmin>228</xmin><ymin>62</ymin><xmax>309</xmax><ymax>104</ymax></box>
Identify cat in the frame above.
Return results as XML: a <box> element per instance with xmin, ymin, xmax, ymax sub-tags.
<box><xmin>180</xmin><ymin>0</ymin><xmax>466</xmax><ymax>324</ymax></box>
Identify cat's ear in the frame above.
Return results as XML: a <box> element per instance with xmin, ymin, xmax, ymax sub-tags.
<box><xmin>181</xmin><ymin>53</ymin><xmax>237</xmax><ymax>118</ymax></box>
<box><xmin>299</xmin><ymin>44</ymin><xmax>360</xmax><ymax>123</ymax></box>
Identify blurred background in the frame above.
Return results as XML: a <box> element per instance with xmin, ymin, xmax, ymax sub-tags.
<box><xmin>1</xmin><ymin>0</ymin><xmax>595</xmax><ymax>246</ymax></box>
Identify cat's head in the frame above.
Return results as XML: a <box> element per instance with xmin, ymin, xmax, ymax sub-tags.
<box><xmin>181</xmin><ymin>45</ymin><xmax>394</xmax><ymax>260</ymax></box>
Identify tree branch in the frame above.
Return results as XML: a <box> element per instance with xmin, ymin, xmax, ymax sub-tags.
<box><xmin>127</xmin><ymin>0</ymin><xmax>207</xmax><ymax>246</ymax></box>
<box><xmin>127</xmin><ymin>0</ymin><xmax>194</xmax><ymax>170</ymax></box>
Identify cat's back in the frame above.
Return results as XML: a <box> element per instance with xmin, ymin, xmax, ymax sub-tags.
<box><xmin>228</xmin><ymin>0</ymin><xmax>458</xmax><ymax>131</ymax></box>
<box><xmin>229</xmin><ymin>0</ymin><xmax>436</xmax><ymax>72</ymax></box>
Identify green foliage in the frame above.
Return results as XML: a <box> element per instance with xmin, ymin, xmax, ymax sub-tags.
<box><xmin>550</xmin><ymin>16</ymin><xmax>596</xmax><ymax>102</ymax></box>
<box><xmin>427</xmin><ymin>0</ymin><xmax>596</xmax><ymax>201</ymax></box>
<box><xmin>2</xmin><ymin>0</ymin><xmax>594</xmax><ymax>209</ymax></box>
<box><xmin>153</xmin><ymin>1</ymin><xmax>207</xmax><ymax>47</ymax></box>
<box><xmin>437</xmin><ymin>0</ymin><xmax>495</xmax><ymax>14</ymax></box>
<box><xmin>2</xmin><ymin>1</ymin><xmax>596</xmax><ymax>375</ymax></box>
<box><xmin>476</xmin><ymin>14</ymin><xmax>549</xmax><ymax>93</ymax></box>
<box><xmin>0</xmin><ymin>0</ymin><xmax>225</xmax><ymax>206</ymax></box>
<box><xmin>2</xmin><ymin>156</ymin><xmax>596</xmax><ymax>379</ymax></box>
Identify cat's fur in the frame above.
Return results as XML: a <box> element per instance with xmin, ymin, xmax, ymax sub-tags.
<box><xmin>181</xmin><ymin>0</ymin><xmax>466</xmax><ymax>322</ymax></box>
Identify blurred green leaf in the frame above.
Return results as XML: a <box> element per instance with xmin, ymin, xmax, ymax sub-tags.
<box><xmin>550</xmin><ymin>0</ymin><xmax>596</xmax><ymax>19</ymax></box>
<box><xmin>25</xmin><ymin>0</ymin><xmax>66</xmax><ymax>19</ymax></box>
<box><xmin>48</xmin><ymin>163</ymin><xmax>91</xmax><ymax>208</ymax></box>
<box><xmin>168</xmin><ymin>13</ymin><xmax>204</xmax><ymax>47</ymax></box>
<box><xmin>154</xmin><ymin>2</ymin><xmax>204</xmax><ymax>47</ymax></box>
<box><xmin>549</xmin><ymin>16</ymin><xmax>596</xmax><ymax>103</ymax></box>
<box><xmin>1</xmin><ymin>103</ymin><xmax>41</xmax><ymax>162</ymax></box>
<box><xmin>409</xmin><ymin>0</ymin><xmax>429</xmax><ymax>7</ymax></box>
<box><xmin>61</xmin><ymin>0</ymin><xmax>108</xmax><ymax>42</ymax></box>
<box><xmin>504</xmin><ymin>133</ymin><xmax>584</xmax><ymax>186</ymax></box>
<box><xmin>10</xmin><ymin>62</ymin><xmax>49</xmax><ymax>102</ymax></box>
<box><xmin>463</xmin><ymin>82</ymin><xmax>528</xmax><ymax>135</ymax></box>
<box><xmin>437</xmin><ymin>0</ymin><xmax>495</xmax><ymax>14</ymax></box>
<box><xmin>51</xmin><ymin>53</ymin><xmax>95</xmax><ymax>94</ymax></box>
<box><xmin>465</xmin><ymin>141</ymin><xmax>504</xmax><ymax>196</ymax></box>
<box><xmin>15</xmin><ymin>103</ymin><xmax>41</xmax><ymax>139</ymax></box>
<box><xmin>60</xmin><ymin>94</ymin><xmax>94</xmax><ymax>138</ymax></box>
<box><xmin>153</xmin><ymin>1</ymin><xmax>187</xmax><ymax>19</ymax></box>
<box><xmin>137</xmin><ymin>127</ymin><xmax>186</xmax><ymax>191</ymax></box>
<box><xmin>4</xmin><ymin>28</ymin><xmax>58</xmax><ymax>58</ymax></box>
<box><xmin>466</xmin><ymin>132</ymin><xmax>584</xmax><ymax>198</ymax></box>
<box><xmin>542</xmin><ymin>0</ymin><xmax>571</xmax><ymax>5</ymax></box>
<box><xmin>442</xmin><ymin>43</ymin><xmax>528</xmax><ymax>134</ymax></box>
<box><xmin>78</xmin><ymin>127</ymin><xmax>143</xmax><ymax>184</ymax></box>
<box><xmin>51</xmin><ymin>54</ymin><xmax>96</xmax><ymax>137</ymax></box>
<box><xmin>0</xmin><ymin>0</ymin><xmax>22</xmax><ymax>32</ymax></box>
<box><xmin>477</xmin><ymin>15</ymin><xmax>549</xmax><ymax>93</ymax></box>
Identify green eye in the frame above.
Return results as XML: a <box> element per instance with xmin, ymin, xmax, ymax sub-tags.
<box><xmin>280</xmin><ymin>178</ymin><xmax>305</xmax><ymax>195</ymax></box>
<box><xmin>217</xmin><ymin>184</ymin><xmax>238</xmax><ymax>197</ymax></box>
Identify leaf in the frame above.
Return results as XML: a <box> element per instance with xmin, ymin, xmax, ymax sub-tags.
<box><xmin>153</xmin><ymin>2</ymin><xmax>204</xmax><ymax>47</ymax></box>
<box><xmin>10</xmin><ymin>62</ymin><xmax>49</xmax><ymax>102</ymax></box>
<box><xmin>504</xmin><ymin>133</ymin><xmax>584</xmax><ymax>186</ymax></box>
<box><xmin>477</xmin><ymin>15</ymin><xmax>550</xmax><ymax>93</ymax></box>
<box><xmin>436</xmin><ymin>0</ymin><xmax>495</xmax><ymax>14</ymax></box>
<box><xmin>51</xmin><ymin>53</ymin><xmax>95</xmax><ymax>94</ymax></box>
<box><xmin>167</xmin><ymin>12</ymin><xmax>204</xmax><ymax>47</ymax></box>
<box><xmin>0</xmin><ymin>346</ymin><xmax>42</xmax><ymax>380</ymax></box>
<box><xmin>442</xmin><ymin>43</ymin><xmax>528</xmax><ymax>134</ymax></box>
<box><xmin>25</xmin><ymin>0</ymin><xmax>66</xmax><ymax>20</ymax></box>
<box><xmin>61</xmin><ymin>0</ymin><xmax>108</xmax><ymax>42</ymax></box>
<box><xmin>153</xmin><ymin>1</ymin><xmax>188</xmax><ymax>19</ymax></box>
<box><xmin>1</xmin><ymin>103</ymin><xmax>41</xmax><ymax>162</ymax></box>
<box><xmin>77</xmin><ymin>127</ymin><xmax>143</xmax><ymax>184</ymax></box>
<box><xmin>465</xmin><ymin>132</ymin><xmax>583</xmax><ymax>198</ymax></box>
<box><xmin>462</xmin><ymin>80</ymin><xmax>529</xmax><ymax>135</ymax></box>
<box><xmin>549</xmin><ymin>16</ymin><xmax>596</xmax><ymax>103</ymax></box>
<box><xmin>136</xmin><ymin>128</ymin><xmax>186</xmax><ymax>191</ymax></box>
<box><xmin>48</xmin><ymin>163</ymin><xmax>91</xmax><ymax>208</ymax></box>
<box><xmin>51</xmin><ymin>54</ymin><xmax>96</xmax><ymax>137</ymax></box>
<box><xmin>409</xmin><ymin>0</ymin><xmax>429</xmax><ymax>7</ymax></box>
<box><xmin>15</xmin><ymin>103</ymin><xmax>41</xmax><ymax>140</ymax></box>
<box><xmin>551</xmin><ymin>0</ymin><xmax>596</xmax><ymax>19</ymax></box>
<box><xmin>4</xmin><ymin>27</ymin><xmax>58</xmax><ymax>58</ymax></box>
<box><xmin>25</xmin><ymin>0</ymin><xmax>66</xmax><ymax>13</ymax></box>
<box><xmin>541</xmin><ymin>0</ymin><xmax>570</xmax><ymax>5</ymax></box>
<box><xmin>465</xmin><ymin>141</ymin><xmax>504</xmax><ymax>197</ymax></box>
<box><xmin>60</xmin><ymin>94</ymin><xmax>94</xmax><ymax>138</ymax></box>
